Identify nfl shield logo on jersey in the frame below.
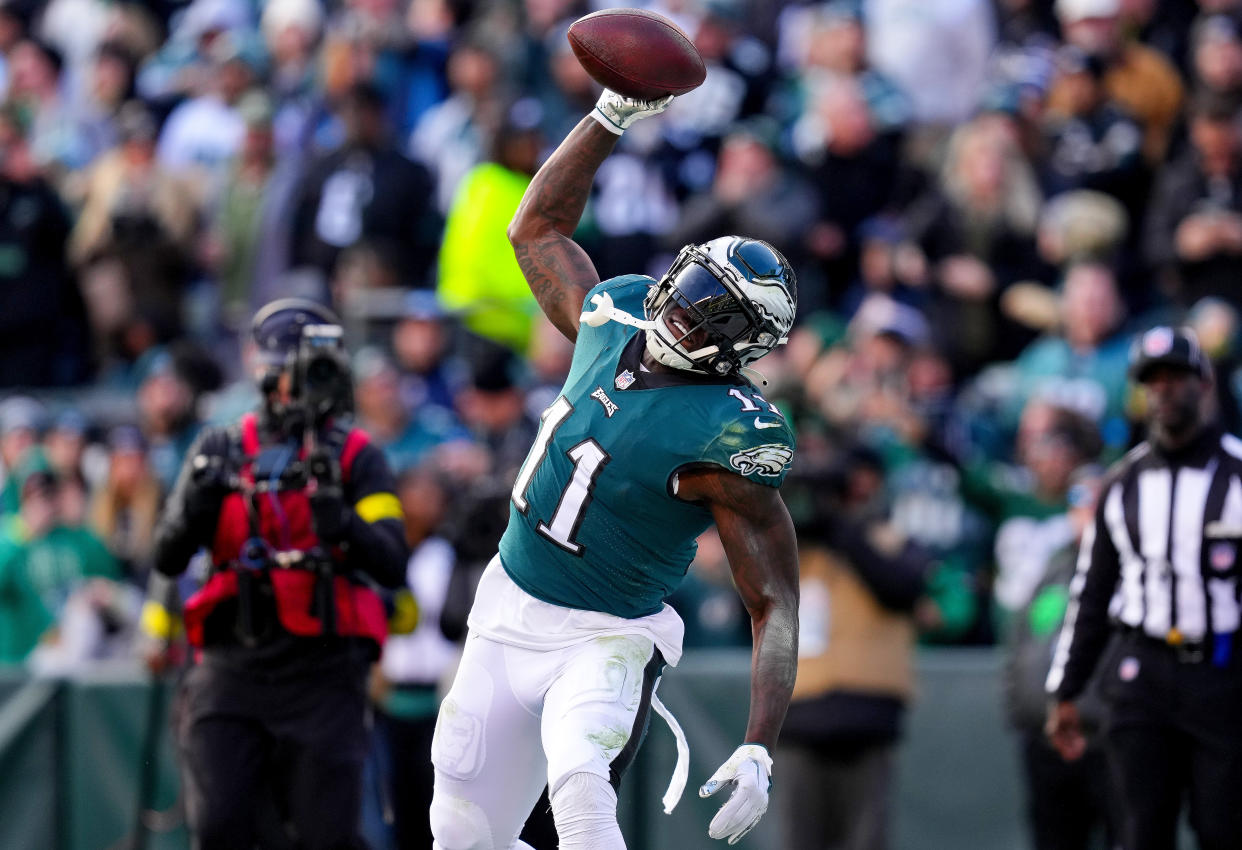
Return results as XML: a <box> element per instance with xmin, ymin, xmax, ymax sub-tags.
<box><xmin>615</xmin><ymin>370</ymin><xmax>636</xmax><ymax>390</ymax></box>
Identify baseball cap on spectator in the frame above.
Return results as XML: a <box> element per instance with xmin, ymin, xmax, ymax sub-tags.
<box><xmin>107</xmin><ymin>423</ymin><xmax>147</xmax><ymax>454</ymax></box>
<box><xmin>850</xmin><ymin>294</ymin><xmax>931</xmax><ymax>348</ymax></box>
<box><xmin>470</xmin><ymin>346</ymin><xmax>523</xmax><ymax>393</ymax></box>
<box><xmin>0</xmin><ymin>396</ymin><xmax>46</xmax><ymax>435</ymax></box>
<box><xmin>1055</xmin><ymin>0</ymin><xmax>1120</xmax><ymax>23</ymax></box>
<box><xmin>402</xmin><ymin>290</ymin><xmax>446</xmax><ymax>322</ymax></box>
<box><xmin>50</xmin><ymin>408</ymin><xmax>90</xmax><ymax>439</ymax></box>
<box><xmin>179</xmin><ymin>0</ymin><xmax>249</xmax><ymax>42</ymax></box>
<box><xmin>1128</xmin><ymin>327</ymin><xmax>1212</xmax><ymax>383</ymax></box>
<box><xmin>352</xmin><ymin>345</ymin><xmax>396</xmax><ymax>383</ymax></box>
<box><xmin>1193</xmin><ymin>14</ymin><xmax>1241</xmax><ymax>48</ymax></box>
<box><xmin>260</xmin><ymin>0</ymin><xmax>322</xmax><ymax>44</ymax></box>
<box><xmin>858</xmin><ymin>214</ymin><xmax>905</xmax><ymax>245</ymax></box>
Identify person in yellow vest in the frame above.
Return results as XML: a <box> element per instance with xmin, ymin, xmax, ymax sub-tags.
<box><xmin>779</xmin><ymin>446</ymin><xmax>930</xmax><ymax>850</ymax></box>
<box><xmin>436</xmin><ymin>100</ymin><xmax>545</xmax><ymax>356</ymax></box>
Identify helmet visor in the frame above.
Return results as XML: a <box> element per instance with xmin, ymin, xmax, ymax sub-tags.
<box><xmin>666</xmin><ymin>262</ymin><xmax>757</xmax><ymax>348</ymax></box>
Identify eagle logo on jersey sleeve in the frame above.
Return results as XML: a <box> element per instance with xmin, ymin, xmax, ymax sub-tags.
<box><xmin>728</xmin><ymin>443</ymin><xmax>794</xmax><ymax>477</ymax></box>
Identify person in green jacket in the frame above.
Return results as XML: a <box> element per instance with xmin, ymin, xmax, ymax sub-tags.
<box><xmin>0</xmin><ymin>465</ymin><xmax>120</xmax><ymax>665</ymax></box>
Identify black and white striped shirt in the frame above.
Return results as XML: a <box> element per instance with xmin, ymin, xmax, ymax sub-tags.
<box><xmin>1048</xmin><ymin>428</ymin><xmax>1242</xmax><ymax>699</ymax></box>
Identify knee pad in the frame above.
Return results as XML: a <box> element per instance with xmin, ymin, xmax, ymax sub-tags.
<box><xmin>551</xmin><ymin>772</ymin><xmax>624</xmax><ymax>850</ymax></box>
<box><xmin>430</xmin><ymin>793</ymin><xmax>494</xmax><ymax>850</ymax></box>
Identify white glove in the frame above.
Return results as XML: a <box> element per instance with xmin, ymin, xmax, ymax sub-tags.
<box><xmin>590</xmin><ymin>89</ymin><xmax>674</xmax><ymax>135</ymax></box>
<box><xmin>698</xmin><ymin>744</ymin><xmax>773</xmax><ymax>844</ymax></box>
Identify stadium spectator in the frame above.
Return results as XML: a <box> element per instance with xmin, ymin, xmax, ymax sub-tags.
<box><xmin>779</xmin><ymin>445</ymin><xmax>930</xmax><ymax>850</ymax></box>
<box><xmin>290</xmin><ymin>80</ymin><xmax>441</xmax><ymax>293</ymax></box>
<box><xmin>999</xmin><ymin>260</ymin><xmax>1133</xmax><ymax>455</ymax></box>
<box><xmin>1185</xmin><ymin>295</ymin><xmax>1242</xmax><ymax>435</ymax></box>
<box><xmin>903</xmin><ymin>115</ymin><xmax>1049</xmax><ymax>375</ymax></box>
<box><xmin>135</xmin><ymin>349</ymin><xmax>203</xmax><ymax>491</ymax></box>
<box><xmin>436</xmin><ymin>98</ymin><xmax>543</xmax><ymax>355</ymax></box>
<box><xmin>136</xmin><ymin>0</ymin><xmax>252</xmax><ymax>106</ymax></box>
<box><xmin>73</xmin><ymin>40</ymin><xmax>140</xmax><ymax>157</ymax></box>
<box><xmin>390</xmin><ymin>288</ymin><xmax>468</xmax><ymax>418</ymax></box>
<box><xmin>370</xmin><ymin>464</ymin><xmax>459</xmax><ymax>850</ymax></box>
<box><xmin>1041</xmin><ymin>46</ymin><xmax>1145</xmax><ymax>210</ymax></box>
<box><xmin>155</xmin><ymin>29</ymin><xmax>263</xmax><ymax>189</ymax></box>
<box><xmin>1189</xmin><ymin>14</ymin><xmax>1242</xmax><ymax>114</ymax></box>
<box><xmin>1047</xmin><ymin>0</ymin><xmax>1184</xmax><ymax>163</ymax></box>
<box><xmin>89</xmin><ymin>424</ymin><xmax>160</xmax><ymax>577</ymax></box>
<box><xmin>200</xmin><ymin>90</ymin><xmax>297</xmax><ymax>333</ymax></box>
<box><xmin>1145</xmin><ymin>92</ymin><xmax>1242</xmax><ymax>310</ymax></box>
<box><xmin>71</xmin><ymin>100</ymin><xmax>200</xmax><ymax>359</ymax></box>
<box><xmin>453</xmin><ymin>342</ymin><xmax>538</xmax><ymax>482</ymax></box>
<box><xmin>963</xmin><ymin>402</ymin><xmax>1103</xmax><ymax>623</ymax></box>
<box><xmin>41</xmin><ymin>408</ymin><xmax>89</xmax><ymax>482</ymax></box>
<box><xmin>793</xmin><ymin>73</ymin><xmax>907</xmax><ymax>313</ymax></box>
<box><xmin>663</xmin><ymin>118</ymin><xmax>820</xmax><ymax>289</ymax></box>
<box><xmin>0</xmin><ymin>104</ymin><xmax>89</xmax><ymax>388</ymax></box>
<box><xmin>0</xmin><ymin>460</ymin><xmax>120</xmax><ymax>665</ymax></box>
<box><xmin>258</xmin><ymin>0</ymin><xmax>324</xmax><ymax>155</ymax></box>
<box><xmin>0</xmin><ymin>396</ymin><xmax>45</xmax><ymax>515</ymax></box>
<box><xmin>1003</xmin><ymin>464</ymin><xmax>1118</xmax><ymax>850</ymax></box>
<box><xmin>866</xmin><ymin>0</ymin><xmax>996</xmax><ymax>125</ymax></box>
<box><xmin>777</xmin><ymin>0</ymin><xmax>911</xmax><ymax>135</ymax></box>
<box><xmin>352</xmin><ymin>345</ymin><xmax>466</xmax><ymax>476</ymax></box>
<box><xmin>409</xmin><ymin>36</ymin><xmax>505</xmax><ymax>214</ymax></box>
<box><xmin>6</xmin><ymin>37</ymin><xmax>102</xmax><ymax>177</ymax></box>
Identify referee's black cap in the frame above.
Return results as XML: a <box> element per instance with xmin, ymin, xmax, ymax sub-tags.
<box><xmin>1129</xmin><ymin>326</ymin><xmax>1212</xmax><ymax>383</ymax></box>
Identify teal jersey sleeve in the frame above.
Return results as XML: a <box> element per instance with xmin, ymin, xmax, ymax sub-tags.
<box><xmin>700</xmin><ymin>386</ymin><xmax>795</xmax><ymax>488</ymax></box>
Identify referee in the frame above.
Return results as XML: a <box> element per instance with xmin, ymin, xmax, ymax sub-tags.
<box><xmin>1045</xmin><ymin>326</ymin><xmax>1242</xmax><ymax>850</ymax></box>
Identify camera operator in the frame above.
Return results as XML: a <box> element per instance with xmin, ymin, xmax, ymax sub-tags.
<box><xmin>152</xmin><ymin>298</ymin><xmax>409</xmax><ymax>850</ymax></box>
<box><xmin>778</xmin><ymin>445</ymin><xmax>932</xmax><ymax>850</ymax></box>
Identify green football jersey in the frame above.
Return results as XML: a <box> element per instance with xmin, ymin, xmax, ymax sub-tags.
<box><xmin>498</xmin><ymin>275</ymin><xmax>795</xmax><ymax>619</ymax></box>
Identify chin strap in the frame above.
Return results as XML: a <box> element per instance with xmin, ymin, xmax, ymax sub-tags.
<box><xmin>581</xmin><ymin>292</ymin><xmax>779</xmax><ymax>387</ymax></box>
<box><xmin>579</xmin><ymin>292</ymin><xmax>655</xmax><ymax>330</ymax></box>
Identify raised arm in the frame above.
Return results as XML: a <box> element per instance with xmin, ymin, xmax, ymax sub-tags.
<box><xmin>508</xmin><ymin>92</ymin><xmax>671</xmax><ymax>341</ymax></box>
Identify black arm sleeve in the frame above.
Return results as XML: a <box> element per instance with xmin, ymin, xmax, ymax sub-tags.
<box><xmin>1050</xmin><ymin>481</ymin><xmax>1123</xmax><ymax>701</ymax></box>
<box><xmin>152</xmin><ymin>427</ymin><xmax>232</xmax><ymax>577</ymax></box>
<box><xmin>828</xmin><ymin>518</ymin><xmax>929</xmax><ymax>613</ymax></box>
<box><xmin>340</xmin><ymin>442</ymin><xmax>410</xmax><ymax>589</ymax></box>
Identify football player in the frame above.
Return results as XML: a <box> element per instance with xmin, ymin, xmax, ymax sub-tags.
<box><xmin>428</xmin><ymin>88</ymin><xmax>799</xmax><ymax>849</ymax></box>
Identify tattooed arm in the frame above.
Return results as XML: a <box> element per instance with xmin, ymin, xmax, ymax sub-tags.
<box><xmin>508</xmin><ymin>117</ymin><xmax>618</xmax><ymax>342</ymax></box>
<box><xmin>676</xmin><ymin>467</ymin><xmax>800</xmax><ymax>750</ymax></box>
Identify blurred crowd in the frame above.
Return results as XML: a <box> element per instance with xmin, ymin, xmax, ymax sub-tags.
<box><xmin>6</xmin><ymin>0</ymin><xmax>1242</xmax><ymax>657</ymax></box>
<box><xmin>3</xmin><ymin>0</ymin><xmax>1240</xmax><ymax>844</ymax></box>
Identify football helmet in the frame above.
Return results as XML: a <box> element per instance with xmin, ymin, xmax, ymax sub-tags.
<box><xmin>644</xmin><ymin>236</ymin><xmax>797</xmax><ymax>376</ymax></box>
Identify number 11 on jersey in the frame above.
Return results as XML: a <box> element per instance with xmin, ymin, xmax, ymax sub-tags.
<box><xmin>511</xmin><ymin>396</ymin><xmax>611</xmax><ymax>555</ymax></box>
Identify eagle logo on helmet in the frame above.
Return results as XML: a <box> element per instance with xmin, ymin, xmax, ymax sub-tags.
<box><xmin>729</xmin><ymin>443</ymin><xmax>794</xmax><ymax>477</ymax></box>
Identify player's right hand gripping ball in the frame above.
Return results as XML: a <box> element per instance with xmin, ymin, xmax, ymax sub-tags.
<box><xmin>591</xmin><ymin>90</ymin><xmax>674</xmax><ymax>134</ymax></box>
<box><xmin>699</xmin><ymin>744</ymin><xmax>773</xmax><ymax>844</ymax></box>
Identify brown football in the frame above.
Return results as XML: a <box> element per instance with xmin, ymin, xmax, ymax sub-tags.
<box><xmin>567</xmin><ymin>8</ymin><xmax>706</xmax><ymax>101</ymax></box>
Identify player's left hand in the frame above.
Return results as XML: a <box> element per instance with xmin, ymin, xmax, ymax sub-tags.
<box><xmin>699</xmin><ymin>743</ymin><xmax>773</xmax><ymax>844</ymax></box>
